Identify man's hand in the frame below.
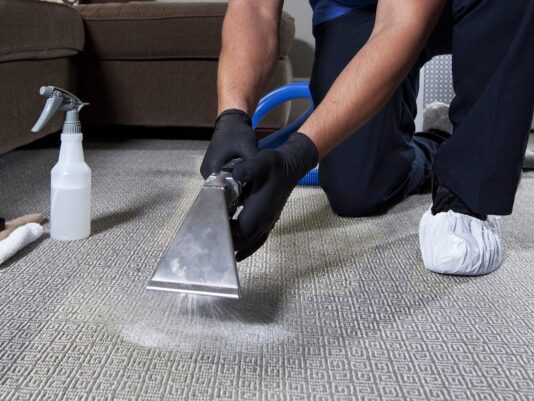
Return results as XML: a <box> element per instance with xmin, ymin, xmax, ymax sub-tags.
<box><xmin>231</xmin><ymin>132</ymin><xmax>318</xmax><ymax>261</ymax></box>
<box><xmin>200</xmin><ymin>109</ymin><xmax>259</xmax><ymax>179</ymax></box>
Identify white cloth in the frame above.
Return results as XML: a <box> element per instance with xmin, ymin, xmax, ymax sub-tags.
<box><xmin>419</xmin><ymin>208</ymin><xmax>502</xmax><ymax>276</ymax></box>
<box><xmin>0</xmin><ymin>223</ymin><xmax>44</xmax><ymax>265</ymax></box>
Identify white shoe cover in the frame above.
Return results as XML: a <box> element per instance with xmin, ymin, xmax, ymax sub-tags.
<box><xmin>419</xmin><ymin>209</ymin><xmax>503</xmax><ymax>276</ymax></box>
<box><xmin>422</xmin><ymin>102</ymin><xmax>453</xmax><ymax>135</ymax></box>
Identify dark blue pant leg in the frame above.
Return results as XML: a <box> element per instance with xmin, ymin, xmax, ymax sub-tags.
<box><xmin>310</xmin><ymin>8</ymin><xmax>440</xmax><ymax>217</ymax></box>
<box><xmin>435</xmin><ymin>0</ymin><xmax>534</xmax><ymax>215</ymax></box>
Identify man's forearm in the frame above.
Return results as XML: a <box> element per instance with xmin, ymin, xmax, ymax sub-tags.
<box><xmin>300</xmin><ymin>0</ymin><xmax>446</xmax><ymax>159</ymax></box>
<box><xmin>217</xmin><ymin>1</ymin><xmax>283</xmax><ymax>116</ymax></box>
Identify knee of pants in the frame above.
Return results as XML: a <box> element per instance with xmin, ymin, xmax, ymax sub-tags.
<box><xmin>321</xmin><ymin>181</ymin><xmax>389</xmax><ymax>218</ymax></box>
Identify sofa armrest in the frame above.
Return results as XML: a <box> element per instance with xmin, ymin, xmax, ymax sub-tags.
<box><xmin>0</xmin><ymin>0</ymin><xmax>84</xmax><ymax>62</ymax></box>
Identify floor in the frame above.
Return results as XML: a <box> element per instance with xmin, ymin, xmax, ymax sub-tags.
<box><xmin>1</xmin><ymin>139</ymin><xmax>534</xmax><ymax>401</ymax></box>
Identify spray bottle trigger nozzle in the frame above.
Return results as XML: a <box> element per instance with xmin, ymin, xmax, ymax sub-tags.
<box><xmin>31</xmin><ymin>93</ymin><xmax>63</xmax><ymax>133</ymax></box>
<box><xmin>31</xmin><ymin>86</ymin><xmax>88</xmax><ymax>134</ymax></box>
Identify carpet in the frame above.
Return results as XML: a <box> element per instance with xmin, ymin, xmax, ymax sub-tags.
<box><xmin>1</xmin><ymin>139</ymin><xmax>533</xmax><ymax>401</ymax></box>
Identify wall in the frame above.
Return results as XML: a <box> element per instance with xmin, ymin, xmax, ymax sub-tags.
<box><xmin>280</xmin><ymin>2</ymin><xmax>314</xmax><ymax>79</ymax></box>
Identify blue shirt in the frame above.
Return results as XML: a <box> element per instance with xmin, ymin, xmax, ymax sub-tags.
<box><xmin>310</xmin><ymin>0</ymin><xmax>377</xmax><ymax>25</ymax></box>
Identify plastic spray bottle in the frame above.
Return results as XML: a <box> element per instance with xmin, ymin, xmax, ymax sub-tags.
<box><xmin>32</xmin><ymin>86</ymin><xmax>91</xmax><ymax>240</ymax></box>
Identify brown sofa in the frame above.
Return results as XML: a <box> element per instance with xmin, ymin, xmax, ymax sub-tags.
<box><xmin>0</xmin><ymin>0</ymin><xmax>84</xmax><ymax>154</ymax></box>
<box><xmin>75</xmin><ymin>2</ymin><xmax>295</xmax><ymax>129</ymax></box>
<box><xmin>0</xmin><ymin>0</ymin><xmax>295</xmax><ymax>155</ymax></box>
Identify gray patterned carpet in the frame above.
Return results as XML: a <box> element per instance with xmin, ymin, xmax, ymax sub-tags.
<box><xmin>1</xmin><ymin>139</ymin><xmax>534</xmax><ymax>401</ymax></box>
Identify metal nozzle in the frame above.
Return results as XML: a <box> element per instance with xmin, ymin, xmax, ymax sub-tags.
<box><xmin>147</xmin><ymin>159</ymin><xmax>244</xmax><ymax>299</ymax></box>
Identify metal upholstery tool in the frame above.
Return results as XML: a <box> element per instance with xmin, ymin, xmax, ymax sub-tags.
<box><xmin>147</xmin><ymin>159</ymin><xmax>242</xmax><ymax>299</ymax></box>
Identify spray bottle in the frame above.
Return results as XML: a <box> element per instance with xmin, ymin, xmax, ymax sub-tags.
<box><xmin>32</xmin><ymin>86</ymin><xmax>91</xmax><ymax>240</ymax></box>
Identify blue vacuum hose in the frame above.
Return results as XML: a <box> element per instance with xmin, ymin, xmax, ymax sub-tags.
<box><xmin>251</xmin><ymin>82</ymin><xmax>319</xmax><ymax>186</ymax></box>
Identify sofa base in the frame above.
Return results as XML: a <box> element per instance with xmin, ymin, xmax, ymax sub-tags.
<box><xmin>79</xmin><ymin>58</ymin><xmax>292</xmax><ymax>129</ymax></box>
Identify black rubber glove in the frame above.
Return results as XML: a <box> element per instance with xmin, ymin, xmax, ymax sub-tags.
<box><xmin>231</xmin><ymin>132</ymin><xmax>319</xmax><ymax>261</ymax></box>
<box><xmin>200</xmin><ymin>109</ymin><xmax>259</xmax><ymax>179</ymax></box>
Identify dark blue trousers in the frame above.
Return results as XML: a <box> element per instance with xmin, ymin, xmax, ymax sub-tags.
<box><xmin>310</xmin><ymin>0</ymin><xmax>534</xmax><ymax>217</ymax></box>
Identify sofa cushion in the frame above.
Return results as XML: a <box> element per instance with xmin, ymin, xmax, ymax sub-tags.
<box><xmin>0</xmin><ymin>0</ymin><xmax>84</xmax><ymax>63</ymax></box>
<box><xmin>75</xmin><ymin>2</ymin><xmax>295</xmax><ymax>61</ymax></box>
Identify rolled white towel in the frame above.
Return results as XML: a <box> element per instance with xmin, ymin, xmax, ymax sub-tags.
<box><xmin>0</xmin><ymin>223</ymin><xmax>44</xmax><ymax>265</ymax></box>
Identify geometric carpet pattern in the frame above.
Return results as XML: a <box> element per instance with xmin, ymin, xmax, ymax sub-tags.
<box><xmin>1</xmin><ymin>140</ymin><xmax>533</xmax><ymax>400</ymax></box>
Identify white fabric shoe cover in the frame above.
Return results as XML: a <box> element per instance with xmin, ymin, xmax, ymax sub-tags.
<box><xmin>419</xmin><ymin>208</ymin><xmax>503</xmax><ymax>275</ymax></box>
<box><xmin>422</xmin><ymin>102</ymin><xmax>453</xmax><ymax>135</ymax></box>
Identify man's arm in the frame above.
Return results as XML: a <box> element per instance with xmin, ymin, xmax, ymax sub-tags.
<box><xmin>217</xmin><ymin>0</ymin><xmax>284</xmax><ymax>116</ymax></box>
<box><xmin>300</xmin><ymin>0</ymin><xmax>446</xmax><ymax>158</ymax></box>
<box><xmin>200</xmin><ymin>0</ymin><xmax>283</xmax><ymax>178</ymax></box>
